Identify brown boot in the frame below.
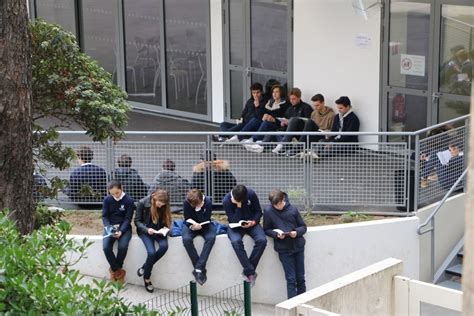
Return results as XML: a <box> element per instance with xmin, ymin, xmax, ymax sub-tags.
<box><xmin>115</xmin><ymin>268</ymin><xmax>126</xmax><ymax>283</ymax></box>
<box><xmin>109</xmin><ymin>268</ymin><xmax>117</xmax><ymax>281</ymax></box>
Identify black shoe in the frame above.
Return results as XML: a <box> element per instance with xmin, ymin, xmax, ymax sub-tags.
<box><xmin>137</xmin><ymin>267</ymin><xmax>144</xmax><ymax>277</ymax></box>
<box><xmin>144</xmin><ymin>278</ymin><xmax>154</xmax><ymax>293</ymax></box>
<box><xmin>193</xmin><ymin>269</ymin><xmax>207</xmax><ymax>285</ymax></box>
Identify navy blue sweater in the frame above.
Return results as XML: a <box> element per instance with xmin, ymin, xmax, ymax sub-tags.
<box><xmin>263</xmin><ymin>195</ymin><xmax>307</xmax><ymax>253</ymax></box>
<box><xmin>183</xmin><ymin>196</ymin><xmax>213</xmax><ymax>227</ymax></box>
<box><xmin>102</xmin><ymin>194</ymin><xmax>135</xmax><ymax>233</ymax></box>
<box><xmin>223</xmin><ymin>188</ymin><xmax>262</xmax><ymax>224</ymax></box>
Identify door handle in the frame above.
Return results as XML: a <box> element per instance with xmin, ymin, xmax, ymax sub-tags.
<box><xmin>432</xmin><ymin>92</ymin><xmax>442</xmax><ymax>104</ymax></box>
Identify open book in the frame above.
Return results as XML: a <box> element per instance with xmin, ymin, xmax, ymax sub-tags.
<box><xmin>273</xmin><ymin>229</ymin><xmax>291</xmax><ymax>236</ymax></box>
<box><xmin>186</xmin><ymin>219</ymin><xmax>211</xmax><ymax>226</ymax></box>
<box><xmin>151</xmin><ymin>227</ymin><xmax>170</xmax><ymax>237</ymax></box>
<box><xmin>437</xmin><ymin>150</ymin><xmax>463</xmax><ymax>166</ymax></box>
<box><xmin>229</xmin><ymin>220</ymin><xmax>251</xmax><ymax>228</ymax></box>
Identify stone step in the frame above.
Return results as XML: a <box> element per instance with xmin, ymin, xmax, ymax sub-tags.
<box><xmin>437</xmin><ymin>280</ymin><xmax>462</xmax><ymax>291</ymax></box>
<box><xmin>446</xmin><ymin>264</ymin><xmax>463</xmax><ymax>277</ymax></box>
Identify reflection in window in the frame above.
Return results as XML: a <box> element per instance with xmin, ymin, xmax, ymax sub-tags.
<box><xmin>389</xmin><ymin>3</ymin><xmax>430</xmax><ymax>90</ymax></box>
<box><xmin>388</xmin><ymin>93</ymin><xmax>427</xmax><ymax>132</ymax></box>
<box><xmin>81</xmin><ymin>0</ymin><xmax>117</xmax><ymax>81</ymax></box>
<box><xmin>165</xmin><ymin>0</ymin><xmax>209</xmax><ymax>115</ymax></box>
<box><xmin>439</xmin><ymin>5</ymin><xmax>473</xmax><ymax>97</ymax></box>
<box><xmin>251</xmin><ymin>0</ymin><xmax>288</xmax><ymax>72</ymax></box>
<box><xmin>439</xmin><ymin>98</ymin><xmax>470</xmax><ymax>123</ymax></box>
<box><xmin>35</xmin><ymin>0</ymin><xmax>76</xmax><ymax>35</ymax></box>
<box><xmin>123</xmin><ymin>0</ymin><xmax>162</xmax><ymax>106</ymax></box>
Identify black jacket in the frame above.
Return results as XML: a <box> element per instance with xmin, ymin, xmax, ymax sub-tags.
<box><xmin>223</xmin><ymin>188</ymin><xmax>262</xmax><ymax>224</ymax></box>
<box><xmin>102</xmin><ymin>193</ymin><xmax>135</xmax><ymax>233</ymax></box>
<box><xmin>191</xmin><ymin>160</ymin><xmax>236</xmax><ymax>204</ymax></box>
<box><xmin>183</xmin><ymin>196</ymin><xmax>213</xmax><ymax>227</ymax></box>
<box><xmin>114</xmin><ymin>167</ymin><xmax>148</xmax><ymax>201</ymax></box>
<box><xmin>264</xmin><ymin>99</ymin><xmax>290</xmax><ymax>119</ymax></box>
<box><xmin>135</xmin><ymin>195</ymin><xmax>169</xmax><ymax>235</ymax></box>
<box><xmin>240</xmin><ymin>96</ymin><xmax>268</xmax><ymax>123</ymax></box>
<box><xmin>263</xmin><ymin>194</ymin><xmax>307</xmax><ymax>253</ymax></box>
<box><xmin>331</xmin><ymin>111</ymin><xmax>360</xmax><ymax>143</ymax></box>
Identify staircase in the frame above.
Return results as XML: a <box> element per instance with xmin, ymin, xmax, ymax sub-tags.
<box><xmin>436</xmin><ymin>244</ymin><xmax>463</xmax><ymax>291</ymax></box>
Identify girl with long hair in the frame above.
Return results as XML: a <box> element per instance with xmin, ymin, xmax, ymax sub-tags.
<box><xmin>135</xmin><ymin>189</ymin><xmax>172</xmax><ymax>293</ymax></box>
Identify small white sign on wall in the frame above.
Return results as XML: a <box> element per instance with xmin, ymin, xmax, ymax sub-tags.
<box><xmin>400</xmin><ymin>54</ymin><xmax>425</xmax><ymax>77</ymax></box>
<box><xmin>355</xmin><ymin>33</ymin><xmax>371</xmax><ymax>49</ymax></box>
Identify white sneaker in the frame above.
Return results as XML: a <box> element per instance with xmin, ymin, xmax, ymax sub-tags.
<box><xmin>272</xmin><ymin>144</ymin><xmax>284</xmax><ymax>154</ymax></box>
<box><xmin>308</xmin><ymin>150</ymin><xmax>320</xmax><ymax>159</ymax></box>
<box><xmin>240</xmin><ymin>138</ymin><xmax>254</xmax><ymax>144</ymax></box>
<box><xmin>225</xmin><ymin>135</ymin><xmax>239</xmax><ymax>143</ymax></box>
<box><xmin>244</xmin><ymin>144</ymin><xmax>264</xmax><ymax>153</ymax></box>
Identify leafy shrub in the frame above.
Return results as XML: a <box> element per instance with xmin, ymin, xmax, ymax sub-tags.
<box><xmin>34</xmin><ymin>204</ymin><xmax>64</xmax><ymax>229</ymax></box>
<box><xmin>0</xmin><ymin>209</ymin><xmax>149</xmax><ymax>315</ymax></box>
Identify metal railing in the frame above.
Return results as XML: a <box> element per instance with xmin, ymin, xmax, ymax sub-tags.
<box><xmin>417</xmin><ymin>168</ymin><xmax>468</xmax><ymax>282</ymax></box>
<box><xmin>35</xmin><ymin>115</ymin><xmax>469</xmax><ymax>215</ymax></box>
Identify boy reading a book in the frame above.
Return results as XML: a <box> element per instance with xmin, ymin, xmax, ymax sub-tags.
<box><xmin>223</xmin><ymin>185</ymin><xmax>267</xmax><ymax>287</ymax></box>
<box><xmin>182</xmin><ymin>189</ymin><xmax>216</xmax><ymax>285</ymax></box>
<box><xmin>263</xmin><ymin>189</ymin><xmax>307</xmax><ymax>298</ymax></box>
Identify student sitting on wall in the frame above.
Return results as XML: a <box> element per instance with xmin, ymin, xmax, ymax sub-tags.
<box><xmin>223</xmin><ymin>185</ymin><xmax>267</xmax><ymax>287</ymax></box>
<box><xmin>437</xmin><ymin>142</ymin><xmax>465</xmax><ymax>191</ymax></box>
<box><xmin>244</xmin><ymin>87</ymin><xmax>312</xmax><ymax>154</ymax></box>
<box><xmin>135</xmin><ymin>189</ymin><xmax>172</xmax><ymax>293</ymax></box>
<box><xmin>114</xmin><ymin>154</ymin><xmax>148</xmax><ymax>201</ymax></box>
<box><xmin>263</xmin><ymin>189</ymin><xmax>307</xmax><ymax>299</ymax></box>
<box><xmin>215</xmin><ymin>82</ymin><xmax>268</xmax><ymax>143</ymax></box>
<box><xmin>191</xmin><ymin>154</ymin><xmax>236</xmax><ymax>204</ymax></box>
<box><xmin>64</xmin><ymin>146</ymin><xmax>107</xmax><ymax>207</ymax></box>
<box><xmin>102</xmin><ymin>180</ymin><xmax>135</xmax><ymax>284</ymax></box>
<box><xmin>182</xmin><ymin>189</ymin><xmax>216</xmax><ymax>285</ymax></box>
<box><xmin>148</xmin><ymin>159</ymin><xmax>190</xmax><ymax>203</ymax></box>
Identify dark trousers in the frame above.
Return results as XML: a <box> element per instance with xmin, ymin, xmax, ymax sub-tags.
<box><xmin>238</xmin><ymin>118</ymin><xmax>262</xmax><ymax>141</ymax></box>
<box><xmin>281</xmin><ymin>118</ymin><xmax>306</xmax><ymax>143</ymax></box>
<box><xmin>102</xmin><ymin>229</ymin><xmax>132</xmax><ymax>272</ymax></box>
<box><xmin>278</xmin><ymin>249</ymin><xmax>306</xmax><ymax>298</ymax></box>
<box><xmin>298</xmin><ymin>119</ymin><xmax>324</xmax><ymax>144</ymax></box>
<box><xmin>227</xmin><ymin>224</ymin><xmax>267</xmax><ymax>276</ymax></box>
<box><xmin>220</xmin><ymin>122</ymin><xmax>245</xmax><ymax>132</ymax></box>
<box><xmin>253</xmin><ymin>121</ymin><xmax>279</xmax><ymax>142</ymax></box>
<box><xmin>139</xmin><ymin>233</ymin><xmax>169</xmax><ymax>279</ymax></box>
<box><xmin>182</xmin><ymin>223</ymin><xmax>216</xmax><ymax>271</ymax></box>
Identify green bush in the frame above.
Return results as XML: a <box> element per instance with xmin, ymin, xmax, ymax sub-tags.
<box><xmin>0</xmin><ymin>209</ymin><xmax>150</xmax><ymax>315</ymax></box>
<box><xmin>34</xmin><ymin>204</ymin><xmax>64</xmax><ymax>229</ymax></box>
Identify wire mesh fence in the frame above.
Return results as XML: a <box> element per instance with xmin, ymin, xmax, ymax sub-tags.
<box><xmin>142</xmin><ymin>283</ymin><xmax>192</xmax><ymax>315</ymax></box>
<box><xmin>36</xmin><ymin>117</ymin><xmax>469</xmax><ymax>212</ymax></box>
<box><xmin>418</xmin><ymin>125</ymin><xmax>468</xmax><ymax>205</ymax></box>
<box><xmin>198</xmin><ymin>283</ymin><xmax>246</xmax><ymax>316</ymax></box>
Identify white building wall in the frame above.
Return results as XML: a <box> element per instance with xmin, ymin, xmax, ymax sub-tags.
<box><xmin>210</xmin><ymin>0</ymin><xmax>225</xmax><ymax>123</ymax></box>
<box><xmin>293</xmin><ymin>0</ymin><xmax>382</xmax><ymax>139</ymax></box>
<box><xmin>70</xmin><ymin>217</ymin><xmax>419</xmax><ymax>305</ymax></box>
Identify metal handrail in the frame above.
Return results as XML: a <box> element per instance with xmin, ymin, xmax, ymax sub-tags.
<box><xmin>417</xmin><ymin>168</ymin><xmax>468</xmax><ymax>235</ymax></box>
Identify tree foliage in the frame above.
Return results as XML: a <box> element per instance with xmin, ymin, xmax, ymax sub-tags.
<box><xmin>30</xmin><ymin>19</ymin><xmax>130</xmax><ymax>193</ymax></box>
<box><xmin>0</xmin><ymin>209</ymin><xmax>149</xmax><ymax>314</ymax></box>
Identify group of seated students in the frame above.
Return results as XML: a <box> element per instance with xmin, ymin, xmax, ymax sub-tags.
<box><xmin>62</xmin><ymin>147</ymin><xmax>236</xmax><ymax>206</ymax></box>
<box><xmin>103</xmin><ymin>181</ymin><xmax>306</xmax><ymax>299</ymax></box>
<box><xmin>217</xmin><ymin>82</ymin><xmax>360</xmax><ymax>158</ymax></box>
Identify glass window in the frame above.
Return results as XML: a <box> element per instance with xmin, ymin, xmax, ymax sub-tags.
<box><xmin>123</xmin><ymin>0</ymin><xmax>162</xmax><ymax>106</ymax></box>
<box><xmin>439</xmin><ymin>5</ymin><xmax>473</xmax><ymax>97</ymax></box>
<box><xmin>229</xmin><ymin>0</ymin><xmax>244</xmax><ymax>66</ymax></box>
<box><xmin>251</xmin><ymin>73</ymin><xmax>287</xmax><ymax>100</ymax></box>
<box><xmin>81</xmin><ymin>0</ymin><xmax>117</xmax><ymax>81</ymax></box>
<box><xmin>35</xmin><ymin>0</ymin><xmax>76</xmax><ymax>35</ymax></box>
<box><xmin>251</xmin><ymin>0</ymin><xmax>288</xmax><ymax>72</ymax></box>
<box><xmin>230</xmin><ymin>70</ymin><xmax>244</xmax><ymax>119</ymax></box>
<box><xmin>389</xmin><ymin>2</ymin><xmax>430</xmax><ymax>90</ymax></box>
<box><xmin>388</xmin><ymin>92</ymin><xmax>427</xmax><ymax>132</ymax></box>
<box><xmin>438</xmin><ymin>98</ymin><xmax>470</xmax><ymax>123</ymax></box>
<box><xmin>164</xmin><ymin>0</ymin><xmax>209</xmax><ymax>115</ymax></box>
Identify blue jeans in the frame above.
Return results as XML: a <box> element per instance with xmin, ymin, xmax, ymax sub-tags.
<box><xmin>220</xmin><ymin>122</ymin><xmax>245</xmax><ymax>132</ymax></box>
<box><xmin>139</xmin><ymin>233</ymin><xmax>169</xmax><ymax>279</ymax></box>
<box><xmin>227</xmin><ymin>224</ymin><xmax>267</xmax><ymax>276</ymax></box>
<box><xmin>102</xmin><ymin>229</ymin><xmax>132</xmax><ymax>272</ymax></box>
<box><xmin>238</xmin><ymin>118</ymin><xmax>262</xmax><ymax>141</ymax></box>
<box><xmin>253</xmin><ymin>121</ymin><xmax>279</xmax><ymax>142</ymax></box>
<box><xmin>278</xmin><ymin>249</ymin><xmax>306</xmax><ymax>298</ymax></box>
<box><xmin>182</xmin><ymin>223</ymin><xmax>216</xmax><ymax>271</ymax></box>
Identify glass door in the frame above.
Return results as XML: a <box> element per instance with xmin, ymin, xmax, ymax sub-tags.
<box><xmin>434</xmin><ymin>1</ymin><xmax>473</xmax><ymax>123</ymax></box>
<box><xmin>223</xmin><ymin>0</ymin><xmax>292</xmax><ymax>120</ymax></box>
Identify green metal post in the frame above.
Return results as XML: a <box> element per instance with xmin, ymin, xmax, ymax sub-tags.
<box><xmin>244</xmin><ymin>281</ymin><xmax>251</xmax><ymax>316</ymax></box>
<box><xmin>190</xmin><ymin>281</ymin><xmax>198</xmax><ymax>316</ymax></box>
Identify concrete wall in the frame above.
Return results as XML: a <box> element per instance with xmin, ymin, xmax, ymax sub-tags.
<box><xmin>70</xmin><ymin>217</ymin><xmax>419</xmax><ymax>305</ymax></box>
<box><xmin>276</xmin><ymin>258</ymin><xmax>403</xmax><ymax>316</ymax></box>
<box><xmin>416</xmin><ymin>193</ymin><xmax>465</xmax><ymax>282</ymax></box>
<box><xmin>293</xmin><ymin>0</ymin><xmax>381</xmax><ymax>141</ymax></box>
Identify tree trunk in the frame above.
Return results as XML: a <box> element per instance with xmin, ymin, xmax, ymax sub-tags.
<box><xmin>0</xmin><ymin>0</ymin><xmax>34</xmax><ymax>234</ymax></box>
<box><xmin>463</xmin><ymin>74</ymin><xmax>474</xmax><ymax>314</ymax></box>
